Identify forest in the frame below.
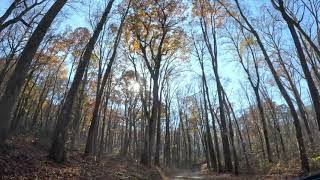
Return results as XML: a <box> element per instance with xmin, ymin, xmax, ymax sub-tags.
<box><xmin>0</xmin><ymin>0</ymin><xmax>320</xmax><ymax>179</ymax></box>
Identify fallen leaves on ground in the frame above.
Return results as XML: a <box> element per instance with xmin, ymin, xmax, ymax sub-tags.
<box><xmin>0</xmin><ymin>136</ymin><xmax>161</xmax><ymax>180</ymax></box>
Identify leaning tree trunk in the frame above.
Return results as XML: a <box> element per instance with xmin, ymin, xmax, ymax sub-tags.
<box><xmin>276</xmin><ymin>50</ymin><xmax>314</xmax><ymax>146</ymax></box>
<box><xmin>224</xmin><ymin>95</ymin><xmax>239</xmax><ymax>175</ymax></box>
<box><xmin>0</xmin><ymin>0</ymin><xmax>21</xmax><ymax>26</ymax></box>
<box><xmin>202</xmin><ymin>66</ymin><xmax>222</xmax><ymax>172</ymax></box>
<box><xmin>48</xmin><ymin>0</ymin><xmax>114</xmax><ymax>162</ymax></box>
<box><xmin>200</xmin><ymin>15</ymin><xmax>233</xmax><ymax>171</ymax></box>
<box><xmin>232</xmin><ymin>0</ymin><xmax>310</xmax><ymax>172</ymax></box>
<box><xmin>274</xmin><ymin>0</ymin><xmax>320</xmax><ymax>131</ymax></box>
<box><xmin>0</xmin><ymin>0</ymin><xmax>68</xmax><ymax>145</ymax></box>
<box><xmin>223</xmin><ymin>88</ymin><xmax>251</xmax><ymax>172</ymax></box>
<box><xmin>202</xmin><ymin>80</ymin><xmax>217</xmax><ymax>171</ymax></box>
<box><xmin>254</xmin><ymin>87</ymin><xmax>272</xmax><ymax>162</ymax></box>
<box><xmin>84</xmin><ymin>5</ymin><xmax>128</xmax><ymax>155</ymax></box>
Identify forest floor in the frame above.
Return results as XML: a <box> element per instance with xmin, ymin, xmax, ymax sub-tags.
<box><xmin>0</xmin><ymin>135</ymin><xmax>161</xmax><ymax>179</ymax></box>
<box><xmin>163</xmin><ymin>170</ymin><xmax>297</xmax><ymax>180</ymax></box>
<box><xmin>159</xmin><ymin>165</ymin><xmax>304</xmax><ymax>180</ymax></box>
<box><xmin>0</xmin><ymin>135</ymin><xmax>318</xmax><ymax>180</ymax></box>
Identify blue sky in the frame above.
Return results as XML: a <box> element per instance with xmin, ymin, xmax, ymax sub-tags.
<box><xmin>0</xmin><ymin>0</ymin><xmax>311</xmax><ymax>114</ymax></box>
<box><xmin>0</xmin><ymin>1</ymin><xmax>10</xmax><ymax>15</ymax></box>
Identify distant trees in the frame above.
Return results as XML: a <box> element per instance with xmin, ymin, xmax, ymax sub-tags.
<box><xmin>125</xmin><ymin>0</ymin><xmax>187</xmax><ymax>166</ymax></box>
<box><xmin>192</xmin><ymin>35</ymin><xmax>219</xmax><ymax>171</ymax></box>
<box><xmin>226</xmin><ymin>25</ymin><xmax>272</xmax><ymax>162</ymax></box>
<box><xmin>193</xmin><ymin>0</ymin><xmax>235</xmax><ymax>172</ymax></box>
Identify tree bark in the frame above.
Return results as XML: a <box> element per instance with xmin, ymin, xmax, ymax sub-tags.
<box><xmin>224</xmin><ymin>94</ymin><xmax>239</xmax><ymax>175</ymax></box>
<box><xmin>201</xmin><ymin>80</ymin><xmax>217</xmax><ymax>171</ymax></box>
<box><xmin>84</xmin><ymin>2</ymin><xmax>128</xmax><ymax>155</ymax></box>
<box><xmin>273</xmin><ymin>0</ymin><xmax>320</xmax><ymax>131</ymax></box>
<box><xmin>0</xmin><ymin>0</ymin><xmax>67</xmax><ymax>145</ymax></box>
<box><xmin>49</xmin><ymin>0</ymin><xmax>114</xmax><ymax>162</ymax></box>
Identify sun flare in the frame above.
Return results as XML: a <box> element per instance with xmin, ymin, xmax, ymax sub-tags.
<box><xmin>128</xmin><ymin>80</ymin><xmax>140</xmax><ymax>93</ymax></box>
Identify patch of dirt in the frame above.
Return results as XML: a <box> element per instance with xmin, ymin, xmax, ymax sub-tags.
<box><xmin>0</xmin><ymin>136</ymin><xmax>161</xmax><ymax>179</ymax></box>
<box><xmin>162</xmin><ymin>167</ymin><xmax>297</xmax><ymax>180</ymax></box>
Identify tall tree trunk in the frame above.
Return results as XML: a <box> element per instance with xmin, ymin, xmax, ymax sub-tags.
<box><xmin>98</xmin><ymin>97</ymin><xmax>109</xmax><ymax>157</ymax></box>
<box><xmin>223</xmin><ymin>88</ymin><xmax>250</xmax><ymax>172</ymax></box>
<box><xmin>164</xmin><ymin>97</ymin><xmax>171</xmax><ymax>166</ymax></box>
<box><xmin>194</xmin><ymin>37</ymin><xmax>222</xmax><ymax>171</ymax></box>
<box><xmin>141</xmin><ymin>68</ymin><xmax>159</xmax><ymax>166</ymax></box>
<box><xmin>202</xmin><ymin>80</ymin><xmax>217</xmax><ymax>171</ymax></box>
<box><xmin>199</xmin><ymin>11</ymin><xmax>233</xmax><ymax>171</ymax></box>
<box><xmin>203</xmin><ymin>74</ymin><xmax>222</xmax><ymax>171</ymax></box>
<box><xmin>230</xmin><ymin>0</ymin><xmax>310</xmax><ymax>172</ymax></box>
<box><xmin>10</xmin><ymin>68</ymin><xmax>38</xmax><ymax>133</ymax></box>
<box><xmin>224</xmin><ymin>95</ymin><xmax>239</xmax><ymax>175</ymax></box>
<box><xmin>31</xmin><ymin>77</ymin><xmax>50</xmax><ymax>130</ymax></box>
<box><xmin>155</xmin><ymin>88</ymin><xmax>163</xmax><ymax>165</ymax></box>
<box><xmin>71</xmin><ymin>68</ymin><xmax>88</xmax><ymax>150</ymax></box>
<box><xmin>254</xmin><ymin>88</ymin><xmax>272</xmax><ymax>162</ymax></box>
<box><xmin>244</xmin><ymin>89</ymin><xmax>266</xmax><ymax>160</ymax></box>
<box><xmin>48</xmin><ymin>0</ymin><xmax>114</xmax><ymax>162</ymax></box>
<box><xmin>0</xmin><ymin>0</ymin><xmax>67</xmax><ymax>145</ymax></box>
<box><xmin>260</xmin><ymin>88</ymin><xmax>286</xmax><ymax>156</ymax></box>
<box><xmin>235</xmin><ymin>30</ymin><xmax>272</xmax><ymax>162</ymax></box>
<box><xmin>276</xmin><ymin>50</ymin><xmax>314</xmax><ymax>146</ymax></box>
<box><xmin>185</xmin><ymin>114</ymin><xmax>192</xmax><ymax>165</ymax></box>
<box><xmin>273</xmin><ymin>0</ymin><xmax>320</xmax><ymax>131</ymax></box>
<box><xmin>84</xmin><ymin>3</ymin><xmax>128</xmax><ymax>155</ymax></box>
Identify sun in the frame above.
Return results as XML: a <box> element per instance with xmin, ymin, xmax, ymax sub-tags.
<box><xmin>128</xmin><ymin>80</ymin><xmax>140</xmax><ymax>93</ymax></box>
